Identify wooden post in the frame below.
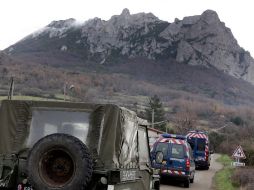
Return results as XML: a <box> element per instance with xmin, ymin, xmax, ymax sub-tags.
<box><xmin>152</xmin><ymin>109</ymin><xmax>154</xmax><ymax>128</ymax></box>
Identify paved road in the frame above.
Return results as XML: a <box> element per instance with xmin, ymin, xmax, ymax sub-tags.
<box><xmin>161</xmin><ymin>154</ymin><xmax>222</xmax><ymax>190</ymax></box>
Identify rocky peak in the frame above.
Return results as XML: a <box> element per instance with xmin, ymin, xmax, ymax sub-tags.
<box><xmin>200</xmin><ymin>10</ymin><xmax>220</xmax><ymax>24</ymax></box>
<box><xmin>108</xmin><ymin>9</ymin><xmax>160</xmax><ymax>28</ymax></box>
<box><xmin>84</xmin><ymin>17</ymin><xmax>105</xmax><ymax>29</ymax></box>
<box><xmin>48</xmin><ymin>18</ymin><xmax>76</xmax><ymax>28</ymax></box>
<box><xmin>121</xmin><ymin>8</ymin><xmax>130</xmax><ymax>17</ymax></box>
<box><xmin>29</xmin><ymin>18</ymin><xmax>78</xmax><ymax>39</ymax></box>
<box><xmin>182</xmin><ymin>15</ymin><xmax>201</xmax><ymax>26</ymax></box>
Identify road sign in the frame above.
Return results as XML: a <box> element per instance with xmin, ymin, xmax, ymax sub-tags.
<box><xmin>232</xmin><ymin>145</ymin><xmax>246</xmax><ymax>159</ymax></box>
<box><xmin>231</xmin><ymin>162</ymin><xmax>245</xmax><ymax>167</ymax></box>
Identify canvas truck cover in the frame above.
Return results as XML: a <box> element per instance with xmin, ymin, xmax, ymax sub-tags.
<box><xmin>0</xmin><ymin>100</ymin><xmax>139</xmax><ymax>170</ymax></box>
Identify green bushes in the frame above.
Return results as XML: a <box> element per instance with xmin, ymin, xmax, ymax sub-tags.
<box><xmin>209</xmin><ymin>132</ymin><xmax>225</xmax><ymax>152</ymax></box>
<box><xmin>242</xmin><ymin>143</ymin><xmax>254</xmax><ymax>166</ymax></box>
<box><xmin>217</xmin><ymin>154</ymin><xmax>232</xmax><ymax>166</ymax></box>
<box><xmin>230</xmin><ymin>116</ymin><xmax>244</xmax><ymax>126</ymax></box>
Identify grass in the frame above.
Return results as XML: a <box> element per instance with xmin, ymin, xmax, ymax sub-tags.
<box><xmin>217</xmin><ymin>154</ymin><xmax>233</xmax><ymax>166</ymax></box>
<box><xmin>214</xmin><ymin>155</ymin><xmax>237</xmax><ymax>190</ymax></box>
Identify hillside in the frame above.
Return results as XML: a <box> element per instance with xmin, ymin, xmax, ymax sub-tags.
<box><xmin>1</xmin><ymin>51</ymin><xmax>254</xmax><ymax>107</ymax></box>
<box><xmin>1</xmin><ymin>9</ymin><xmax>254</xmax><ymax>107</ymax></box>
<box><xmin>5</xmin><ymin>9</ymin><xmax>254</xmax><ymax>84</ymax></box>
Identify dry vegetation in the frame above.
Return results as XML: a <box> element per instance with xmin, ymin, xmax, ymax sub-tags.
<box><xmin>232</xmin><ymin>168</ymin><xmax>254</xmax><ymax>188</ymax></box>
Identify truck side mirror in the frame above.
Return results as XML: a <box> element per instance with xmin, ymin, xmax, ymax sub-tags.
<box><xmin>210</xmin><ymin>150</ymin><xmax>214</xmax><ymax>154</ymax></box>
<box><xmin>155</xmin><ymin>151</ymin><xmax>164</xmax><ymax>164</ymax></box>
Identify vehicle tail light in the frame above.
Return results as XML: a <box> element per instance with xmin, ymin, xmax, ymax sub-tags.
<box><xmin>205</xmin><ymin>150</ymin><xmax>209</xmax><ymax>161</ymax></box>
<box><xmin>186</xmin><ymin>158</ymin><xmax>190</xmax><ymax>171</ymax></box>
<box><xmin>17</xmin><ymin>184</ymin><xmax>24</xmax><ymax>190</ymax></box>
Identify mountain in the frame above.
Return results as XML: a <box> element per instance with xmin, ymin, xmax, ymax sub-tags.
<box><xmin>2</xmin><ymin>10</ymin><xmax>254</xmax><ymax>107</ymax></box>
<box><xmin>5</xmin><ymin>9</ymin><xmax>254</xmax><ymax>84</ymax></box>
<box><xmin>2</xmin><ymin>11</ymin><xmax>254</xmax><ymax>160</ymax></box>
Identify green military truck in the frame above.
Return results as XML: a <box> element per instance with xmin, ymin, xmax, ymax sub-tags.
<box><xmin>0</xmin><ymin>100</ymin><xmax>160</xmax><ymax>190</ymax></box>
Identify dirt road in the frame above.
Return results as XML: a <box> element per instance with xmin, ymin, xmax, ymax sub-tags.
<box><xmin>161</xmin><ymin>154</ymin><xmax>222</xmax><ymax>190</ymax></box>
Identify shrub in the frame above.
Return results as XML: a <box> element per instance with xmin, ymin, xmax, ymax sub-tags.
<box><xmin>209</xmin><ymin>132</ymin><xmax>225</xmax><ymax>151</ymax></box>
<box><xmin>47</xmin><ymin>94</ymin><xmax>56</xmax><ymax>99</ymax></box>
<box><xmin>231</xmin><ymin>168</ymin><xmax>254</xmax><ymax>188</ymax></box>
<box><xmin>242</xmin><ymin>145</ymin><xmax>254</xmax><ymax>166</ymax></box>
<box><xmin>230</xmin><ymin>116</ymin><xmax>244</xmax><ymax>126</ymax></box>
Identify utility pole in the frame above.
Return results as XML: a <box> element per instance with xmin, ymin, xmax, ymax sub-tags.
<box><xmin>152</xmin><ymin>109</ymin><xmax>154</xmax><ymax>128</ymax></box>
<box><xmin>8</xmin><ymin>77</ymin><xmax>14</xmax><ymax>100</ymax></box>
<box><xmin>64</xmin><ymin>82</ymin><xmax>67</xmax><ymax>101</ymax></box>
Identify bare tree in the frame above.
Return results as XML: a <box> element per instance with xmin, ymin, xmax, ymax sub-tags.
<box><xmin>173</xmin><ymin>109</ymin><xmax>197</xmax><ymax>134</ymax></box>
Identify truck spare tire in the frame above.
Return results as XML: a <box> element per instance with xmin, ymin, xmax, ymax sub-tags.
<box><xmin>27</xmin><ymin>133</ymin><xmax>93</xmax><ymax>190</ymax></box>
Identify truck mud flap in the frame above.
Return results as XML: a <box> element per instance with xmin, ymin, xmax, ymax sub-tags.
<box><xmin>0</xmin><ymin>155</ymin><xmax>18</xmax><ymax>188</ymax></box>
<box><xmin>0</xmin><ymin>156</ymin><xmax>3</xmax><ymax>179</ymax></box>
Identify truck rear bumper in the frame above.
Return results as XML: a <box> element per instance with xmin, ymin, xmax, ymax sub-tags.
<box><xmin>160</xmin><ymin>170</ymin><xmax>190</xmax><ymax>181</ymax></box>
<box><xmin>195</xmin><ymin>160</ymin><xmax>209</xmax><ymax>168</ymax></box>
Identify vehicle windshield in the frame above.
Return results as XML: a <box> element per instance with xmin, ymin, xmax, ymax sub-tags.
<box><xmin>188</xmin><ymin>138</ymin><xmax>195</xmax><ymax>150</ymax></box>
<box><xmin>26</xmin><ymin>109</ymin><xmax>90</xmax><ymax>147</ymax></box>
<box><xmin>155</xmin><ymin>143</ymin><xmax>168</xmax><ymax>159</ymax></box>
<box><xmin>171</xmin><ymin>144</ymin><xmax>185</xmax><ymax>159</ymax></box>
<box><xmin>197</xmin><ymin>138</ymin><xmax>206</xmax><ymax>151</ymax></box>
<box><xmin>138</xmin><ymin>126</ymin><xmax>150</xmax><ymax>165</ymax></box>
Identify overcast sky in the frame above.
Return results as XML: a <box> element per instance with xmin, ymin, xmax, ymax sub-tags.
<box><xmin>1</xmin><ymin>0</ymin><xmax>253</xmax><ymax>55</ymax></box>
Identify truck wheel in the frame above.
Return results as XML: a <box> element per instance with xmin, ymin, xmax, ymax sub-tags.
<box><xmin>153</xmin><ymin>180</ymin><xmax>160</xmax><ymax>190</ymax></box>
<box><xmin>184</xmin><ymin>179</ymin><xmax>190</xmax><ymax>188</ymax></box>
<box><xmin>27</xmin><ymin>133</ymin><xmax>93</xmax><ymax>190</ymax></box>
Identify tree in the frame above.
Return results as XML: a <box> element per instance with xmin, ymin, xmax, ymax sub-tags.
<box><xmin>145</xmin><ymin>95</ymin><xmax>166</xmax><ymax>131</ymax></box>
<box><xmin>208</xmin><ymin>131</ymin><xmax>225</xmax><ymax>152</ymax></box>
<box><xmin>1</xmin><ymin>67</ymin><xmax>8</xmax><ymax>79</ymax></box>
<box><xmin>173</xmin><ymin>110</ymin><xmax>197</xmax><ymax>134</ymax></box>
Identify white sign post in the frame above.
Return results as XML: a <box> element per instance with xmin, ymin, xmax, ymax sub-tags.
<box><xmin>231</xmin><ymin>145</ymin><xmax>246</xmax><ymax>167</ymax></box>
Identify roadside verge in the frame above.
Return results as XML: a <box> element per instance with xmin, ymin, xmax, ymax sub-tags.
<box><xmin>212</xmin><ymin>154</ymin><xmax>237</xmax><ymax>190</ymax></box>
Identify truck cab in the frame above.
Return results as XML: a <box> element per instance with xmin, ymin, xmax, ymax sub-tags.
<box><xmin>0</xmin><ymin>100</ymin><xmax>160</xmax><ymax>190</ymax></box>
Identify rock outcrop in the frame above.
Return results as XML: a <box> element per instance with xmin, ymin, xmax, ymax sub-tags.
<box><xmin>5</xmin><ymin>9</ymin><xmax>254</xmax><ymax>84</ymax></box>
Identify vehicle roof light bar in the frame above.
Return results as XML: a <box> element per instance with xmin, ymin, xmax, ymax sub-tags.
<box><xmin>188</xmin><ymin>130</ymin><xmax>207</xmax><ymax>134</ymax></box>
<box><xmin>161</xmin><ymin>134</ymin><xmax>186</xmax><ymax>140</ymax></box>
